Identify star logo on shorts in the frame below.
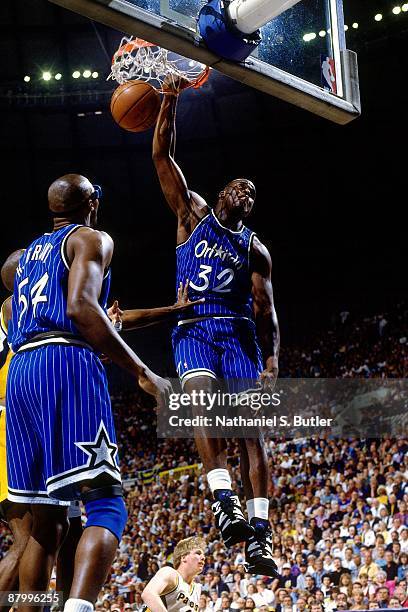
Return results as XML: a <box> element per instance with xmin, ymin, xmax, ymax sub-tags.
<box><xmin>75</xmin><ymin>421</ymin><xmax>118</xmax><ymax>471</ymax></box>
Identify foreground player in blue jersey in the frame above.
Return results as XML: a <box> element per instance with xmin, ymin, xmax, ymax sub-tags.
<box><xmin>153</xmin><ymin>84</ymin><xmax>280</xmax><ymax>577</ymax></box>
<box><xmin>6</xmin><ymin>174</ymin><xmax>171</xmax><ymax>612</ymax></box>
<box><xmin>0</xmin><ymin>251</ymin><xmax>83</xmax><ymax>608</ymax></box>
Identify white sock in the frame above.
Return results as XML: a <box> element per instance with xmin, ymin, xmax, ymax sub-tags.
<box><xmin>64</xmin><ymin>598</ymin><xmax>93</xmax><ymax>612</ymax></box>
<box><xmin>207</xmin><ymin>468</ymin><xmax>232</xmax><ymax>494</ymax></box>
<box><xmin>247</xmin><ymin>497</ymin><xmax>269</xmax><ymax>521</ymax></box>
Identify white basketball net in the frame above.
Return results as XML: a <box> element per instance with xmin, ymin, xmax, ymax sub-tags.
<box><xmin>108</xmin><ymin>37</ymin><xmax>209</xmax><ymax>92</ymax></box>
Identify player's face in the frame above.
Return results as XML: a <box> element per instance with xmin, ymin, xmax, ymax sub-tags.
<box><xmin>185</xmin><ymin>548</ymin><xmax>205</xmax><ymax>574</ymax></box>
<box><xmin>221</xmin><ymin>179</ymin><xmax>256</xmax><ymax>218</ymax></box>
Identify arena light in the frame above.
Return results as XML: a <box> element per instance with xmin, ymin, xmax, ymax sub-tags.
<box><xmin>23</xmin><ymin>75</ymin><xmax>31</xmax><ymax>82</ymax></box>
<box><xmin>352</xmin><ymin>22</ymin><xmax>359</xmax><ymax>29</ymax></box>
<box><xmin>392</xmin><ymin>5</ymin><xmax>401</xmax><ymax>13</ymax></box>
<box><xmin>319</xmin><ymin>30</ymin><xmax>326</xmax><ymax>37</ymax></box>
<box><xmin>72</xmin><ymin>71</ymin><xmax>81</xmax><ymax>79</ymax></box>
<box><xmin>374</xmin><ymin>13</ymin><xmax>383</xmax><ymax>21</ymax></box>
<box><xmin>42</xmin><ymin>71</ymin><xmax>52</xmax><ymax>81</ymax></box>
<box><xmin>303</xmin><ymin>32</ymin><xmax>316</xmax><ymax>42</ymax></box>
<box><xmin>83</xmin><ymin>69</ymin><xmax>92</xmax><ymax>78</ymax></box>
<box><xmin>55</xmin><ymin>73</ymin><xmax>62</xmax><ymax>80</ymax></box>
<box><xmin>402</xmin><ymin>3</ymin><xmax>408</xmax><ymax>11</ymax></box>
<box><xmin>344</xmin><ymin>24</ymin><xmax>348</xmax><ymax>30</ymax></box>
<box><xmin>92</xmin><ymin>71</ymin><xmax>99</xmax><ymax>78</ymax></box>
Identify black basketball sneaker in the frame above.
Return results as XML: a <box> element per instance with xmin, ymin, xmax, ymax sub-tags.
<box><xmin>245</xmin><ymin>519</ymin><xmax>279</xmax><ymax>578</ymax></box>
<box><xmin>212</xmin><ymin>492</ymin><xmax>254</xmax><ymax>547</ymax></box>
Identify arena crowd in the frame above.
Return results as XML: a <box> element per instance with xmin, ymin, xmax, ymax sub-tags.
<box><xmin>0</xmin><ymin>305</ymin><xmax>407</xmax><ymax>611</ymax></box>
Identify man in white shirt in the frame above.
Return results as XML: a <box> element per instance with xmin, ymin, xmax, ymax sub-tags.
<box><xmin>252</xmin><ymin>580</ymin><xmax>275</xmax><ymax>608</ymax></box>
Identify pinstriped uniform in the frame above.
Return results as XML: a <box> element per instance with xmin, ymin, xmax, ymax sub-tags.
<box><xmin>6</xmin><ymin>225</ymin><xmax>121</xmax><ymax>504</ymax></box>
<box><xmin>173</xmin><ymin>210</ymin><xmax>263</xmax><ymax>388</ymax></box>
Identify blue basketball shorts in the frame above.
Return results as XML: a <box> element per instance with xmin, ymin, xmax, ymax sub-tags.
<box><xmin>172</xmin><ymin>317</ymin><xmax>263</xmax><ymax>390</ymax></box>
<box><xmin>6</xmin><ymin>344</ymin><xmax>121</xmax><ymax>503</ymax></box>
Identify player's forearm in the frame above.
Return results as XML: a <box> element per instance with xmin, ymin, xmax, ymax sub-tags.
<box><xmin>256</xmin><ymin>307</ymin><xmax>280</xmax><ymax>369</ymax></box>
<box><xmin>67</xmin><ymin>301</ymin><xmax>150</xmax><ymax>378</ymax></box>
<box><xmin>152</xmin><ymin>94</ymin><xmax>177</xmax><ymax>160</ymax></box>
<box><xmin>122</xmin><ymin>305</ymin><xmax>177</xmax><ymax>330</ymax></box>
<box><xmin>142</xmin><ymin>591</ymin><xmax>168</xmax><ymax>612</ymax></box>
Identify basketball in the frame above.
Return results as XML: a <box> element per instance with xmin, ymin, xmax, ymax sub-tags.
<box><xmin>110</xmin><ymin>80</ymin><xmax>161</xmax><ymax>132</ymax></box>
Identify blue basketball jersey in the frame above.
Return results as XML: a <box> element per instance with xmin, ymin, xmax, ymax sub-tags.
<box><xmin>9</xmin><ymin>224</ymin><xmax>111</xmax><ymax>352</ymax></box>
<box><xmin>176</xmin><ymin>210</ymin><xmax>255</xmax><ymax>319</ymax></box>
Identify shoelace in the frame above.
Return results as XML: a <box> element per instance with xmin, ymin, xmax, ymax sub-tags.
<box><xmin>249</xmin><ymin>529</ymin><xmax>274</xmax><ymax>557</ymax></box>
<box><xmin>219</xmin><ymin>496</ymin><xmax>245</xmax><ymax>519</ymax></box>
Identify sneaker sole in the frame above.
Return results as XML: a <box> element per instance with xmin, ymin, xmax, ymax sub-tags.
<box><xmin>246</xmin><ymin>561</ymin><xmax>280</xmax><ymax>578</ymax></box>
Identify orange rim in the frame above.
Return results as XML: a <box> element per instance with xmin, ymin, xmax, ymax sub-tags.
<box><xmin>112</xmin><ymin>37</ymin><xmax>155</xmax><ymax>63</ymax></box>
<box><xmin>111</xmin><ymin>38</ymin><xmax>210</xmax><ymax>91</ymax></box>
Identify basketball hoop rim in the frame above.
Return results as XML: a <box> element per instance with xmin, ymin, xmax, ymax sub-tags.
<box><xmin>110</xmin><ymin>36</ymin><xmax>210</xmax><ymax>92</ymax></box>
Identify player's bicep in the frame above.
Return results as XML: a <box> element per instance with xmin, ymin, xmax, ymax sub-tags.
<box><xmin>251</xmin><ymin>241</ymin><xmax>274</xmax><ymax>313</ymax></box>
<box><xmin>67</xmin><ymin>233</ymin><xmax>110</xmax><ymax>310</ymax></box>
<box><xmin>252</xmin><ymin>274</ymin><xmax>273</xmax><ymax>315</ymax></box>
<box><xmin>68</xmin><ymin>258</ymin><xmax>105</xmax><ymax>306</ymax></box>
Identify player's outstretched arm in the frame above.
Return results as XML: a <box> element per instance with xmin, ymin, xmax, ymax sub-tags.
<box><xmin>152</xmin><ymin>88</ymin><xmax>208</xmax><ymax>238</ymax></box>
<box><xmin>251</xmin><ymin>236</ymin><xmax>280</xmax><ymax>388</ymax></box>
<box><xmin>66</xmin><ymin>227</ymin><xmax>171</xmax><ymax>400</ymax></box>
<box><xmin>108</xmin><ymin>281</ymin><xmax>204</xmax><ymax>331</ymax></box>
<box><xmin>142</xmin><ymin>566</ymin><xmax>178</xmax><ymax>612</ymax></box>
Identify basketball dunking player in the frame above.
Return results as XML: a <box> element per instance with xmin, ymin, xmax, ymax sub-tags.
<box><xmin>142</xmin><ymin>537</ymin><xmax>204</xmax><ymax>612</ymax></box>
<box><xmin>153</xmin><ymin>85</ymin><xmax>280</xmax><ymax>577</ymax></box>
<box><xmin>5</xmin><ymin>175</ymin><xmax>171</xmax><ymax>612</ymax></box>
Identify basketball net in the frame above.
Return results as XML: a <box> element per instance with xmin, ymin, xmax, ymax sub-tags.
<box><xmin>108</xmin><ymin>37</ymin><xmax>210</xmax><ymax>93</ymax></box>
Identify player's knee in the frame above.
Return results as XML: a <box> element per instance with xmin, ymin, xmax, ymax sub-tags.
<box><xmin>81</xmin><ymin>485</ymin><xmax>127</xmax><ymax>543</ymax></box>
<box><xmin>31</xmin><ymin>505</ymin><xmax>69</xmax><ymax>549</ymax></box>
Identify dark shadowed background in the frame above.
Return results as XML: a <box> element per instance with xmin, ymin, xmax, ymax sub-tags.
<box><xmin>0</xmin><ymin>0</ymin><xmax>406</xmax><ymax>373</ymax></box>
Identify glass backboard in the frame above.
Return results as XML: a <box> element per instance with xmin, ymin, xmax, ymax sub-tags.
<box><xmin>48</xmin><ymin>0</ymin><xmax>360</xmax><ymax>123</ymax></box>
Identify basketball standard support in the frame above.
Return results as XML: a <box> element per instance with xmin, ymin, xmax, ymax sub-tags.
<box><xmin>227</xmin><ymin>0</ymin><xmax>302</xmax><ymax>34</ymax></box>
<box><xmin>198</xmin><ymin>0</ymin><xmax>303</xmax><ymax>62</ymax></box>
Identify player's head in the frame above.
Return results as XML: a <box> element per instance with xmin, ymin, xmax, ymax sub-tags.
<box><xmin>217</xmin><ymin>179</ymin><xmax>256</xmax><ymax>220</ymax></box>
<box><xmin>173</xmin><ymin>536</ymin><xmax>205</xmax><ymax>574</ymax></box>
<box><xmin>1</xmin><ymin>249</ymin><xmax>25</xmax><ymax>291</ymax></box>
<box><xmin>48</xmin><ymin>174</ymin><xmax>101</xmax><ymax>227</ymax></box>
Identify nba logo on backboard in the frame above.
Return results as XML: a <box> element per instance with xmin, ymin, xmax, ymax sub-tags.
<box><xmin>321</xmin><ymin>55</ymin><xmax>337</xmax><ymax>94</ymax></box>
